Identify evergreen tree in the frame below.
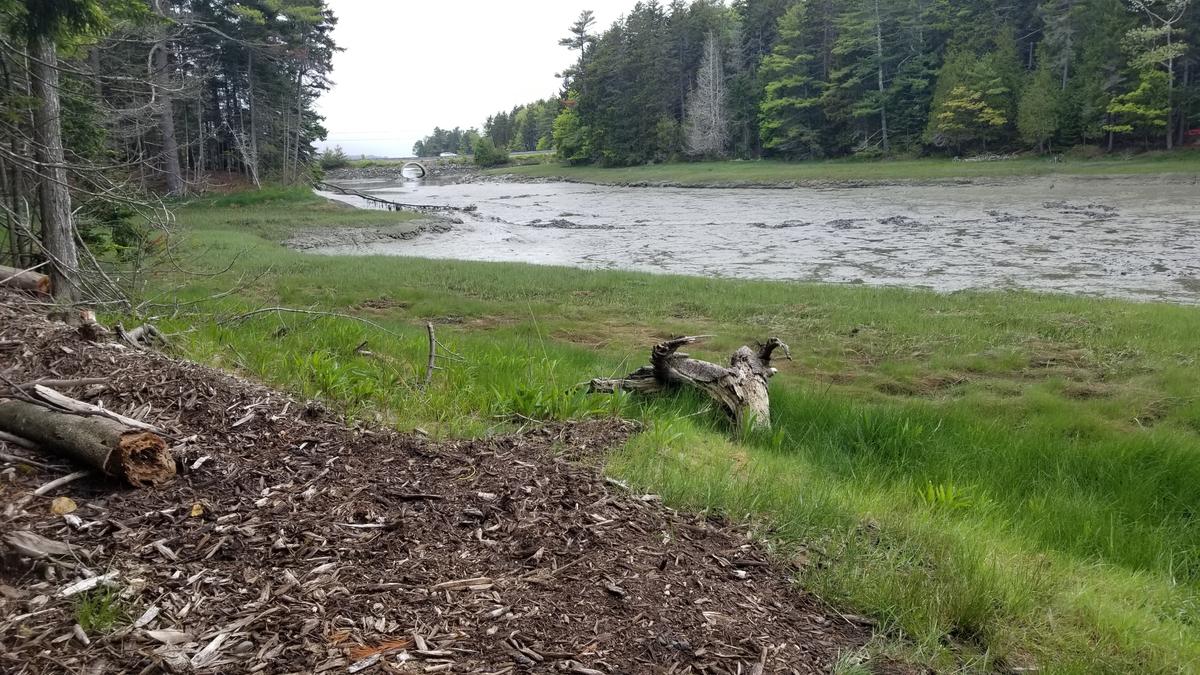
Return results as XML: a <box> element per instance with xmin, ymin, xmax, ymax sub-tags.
<box><xmin>758</xmin><ymin>2</ymin><xmax>829</xmax><ymax>157</ymax></box>
<box><xmin>1122</xmin><ymin>0</ymin><xmax>1192</xmax><ymax>148</ymax></box>
<box><xmin>1019</xmin><ymin>62</ymin><xmax>1062</xmax><ymax>150</ymax></box>
<box><xmin>826</xmin><ymin>0</ymin><xmax>896</xmax><ymax>152</ymax></box>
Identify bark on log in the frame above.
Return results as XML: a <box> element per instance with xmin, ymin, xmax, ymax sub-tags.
<box><xmin>0</xmin><ymin>399</ymin><xmax>175</xmax><ymax>486</ymax></box>
<box><xmin>0</xmin><ymin>264</ymin><xmax>50</xmax><ymax>295</ymax></box>
<box><xmin>590</xmin><ymin>336</ymin><xmax>790</xmax><ymax>430</ymax></box>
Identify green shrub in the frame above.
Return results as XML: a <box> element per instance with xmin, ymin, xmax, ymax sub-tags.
<box><xmin>473</xmin><ymin>138</ymin><xmax>510</xmax><ymax>167</ymax></box>
<box><xmin>318</xmin><ymin>145</ymin><xmax>350</xmax><ymax>170</ymax></box>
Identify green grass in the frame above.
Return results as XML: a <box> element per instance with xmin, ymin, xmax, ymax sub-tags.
<box><xmin>73</xmin><ymin>587</ymin><xmax>126</xmax><ymax>633</ymax></box>
<box><xmin>489</xmin><ymin>150</ymin><xmax>1200</xmax><ymax>185</ymax></box>
<box><xmin>148</xmin><ymin>186</ymin><xmax>1200</xmax><ymax>673</ymax></box>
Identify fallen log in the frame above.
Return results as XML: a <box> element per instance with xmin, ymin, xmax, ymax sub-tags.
<box><xmin>590</xmin><ymin>336</ymin><xmax>790</xmax><ymax>430</ymax></box>
<box><xmin>0</xmin><ymin>264</ymin><xmax>50</xmax><ymax>296</ymax></box>
<box><xmin>0</xmin><ymin>399</ymin><xmax>175</xmax><ymax>486</ymax></box>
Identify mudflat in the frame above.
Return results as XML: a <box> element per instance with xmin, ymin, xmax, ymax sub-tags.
<box><xmin>310</xmin><ymin>174</ymin><xmax>1200</xmax><ymax>304</ymax></box>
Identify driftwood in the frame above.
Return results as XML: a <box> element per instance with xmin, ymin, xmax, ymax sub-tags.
<box><xmin>590</xmin><ymin>336</ymin><xmax>790</xmax><ymax>430</ymax></box>
<box><xmin>0</xmin><ymin>264</ymin><xmax>50</xmax><ymax>296</ymax></box>
<box><xmin>117</xmin><ymin>323</ymin><xmax>166</xmax><ymax>350</ymax></box>
<box><xmin>314</xmin><ymin>181</ymin><xmax>478</xmax><ymax>214</ymax></box>
<box><xmin>0</xmin><ymin>398</ymin><xmax>175</xmax><ymax>486</ymax></box>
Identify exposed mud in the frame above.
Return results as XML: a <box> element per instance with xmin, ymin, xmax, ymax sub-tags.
<box><xmin>285</xmin><ymin>221</ymin><xmax>453</xmax><ymax>250</ymax></box>
<box><xmin>303</xmin><ymin>174</ymin><xmax>1200</xmax><ymax>304</ymax></box>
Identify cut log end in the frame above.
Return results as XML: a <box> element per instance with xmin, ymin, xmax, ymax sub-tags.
<box><xmin>0</xmin><ymin>398</ymin><xmax>175</xmax><ymax>488</ymax></box>
<box><xmin>0</xmin><ymin>265</ymin><xmax>51</xmax><ymax>296</ymax></box>
<box><xmin>116</xmin><ymin>432</ymin><xmax>176</xmax><ymax>487</ymax></box>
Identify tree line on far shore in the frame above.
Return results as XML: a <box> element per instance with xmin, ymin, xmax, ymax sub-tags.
<box><xmin>416</xmin><ymin>0</ymin><xmax>1197</xmax><ymax>166</ymax></box>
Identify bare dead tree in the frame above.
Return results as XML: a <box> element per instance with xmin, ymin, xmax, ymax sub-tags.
<box><xmin>683</xmin><ymin>32</ymin><xmax>730</xmax><ymax>157</ymax></box>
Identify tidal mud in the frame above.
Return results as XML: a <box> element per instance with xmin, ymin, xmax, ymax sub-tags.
<box><xmin>305</xmin><ymin>174</ymin><xmax>1200</xmax><ymax>304</ymax></box>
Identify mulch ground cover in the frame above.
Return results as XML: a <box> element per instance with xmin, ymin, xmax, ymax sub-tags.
<box><xmin>0</xmin><ymin>291</ymin><xmax>887</xmax><ymax>674</ymax></box>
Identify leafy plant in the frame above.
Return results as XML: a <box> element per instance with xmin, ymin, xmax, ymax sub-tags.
<box><xmin>918</xmin><ymin>481</ymin><xmax>974</xmax><ymax>511</ymax></box>
<box><xmin>473</xmin><ymin>137</ymin><xmax>510</xmax><ymax>168</ymax></box>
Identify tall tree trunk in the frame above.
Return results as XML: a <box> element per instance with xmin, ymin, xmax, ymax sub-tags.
<box><xmin>247</xmin><ymin>51</ymin><xmax>259</xmax><ymax>183</ymax></box>
<box><xmin>196</xmin><ymin>95</ymin><xmax>205</xmax><ymax>179</ymax></box>
<box><xmin>291</xmin><ymin>65</ymin><xmax>305</xmax><ymax>180</ymax></box>
<box><xmin>1179</xmin><ymin>62</ymin><xmax>1190</xmax><ymax>148</ymax></box>
<box><xmin>874</xmin><ymin>0</ymin><xmax>889</xmax><ymax>152</ymax></box>
<box><xmin>28</xmin><ymin>34</ymin><xmax>79</xmax><ymax>302</ymax></box>
<box><xmin>154</xmin><ymin>42</ymin><xmax>184</xmax><ymax>194</ymax></box>
<box><xmin>88</xmin><ymin>47</ymin><xmax>102</xmax><ymax>98</ymax></box>
<box><xmin>152</xmin><ymin>0</ymin><xmax>183</xmax><ymax>194</ymax></box>
<box><xmin>1166</xmin><ymin>31</ymin><xmax>1175</xmax><ymax>151</ymax></box>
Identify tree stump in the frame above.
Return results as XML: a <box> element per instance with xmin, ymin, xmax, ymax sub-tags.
<box><xmin>589</xmin><ymin>336</ymin><xmax>790</xmax><ymax>430</ymax></box>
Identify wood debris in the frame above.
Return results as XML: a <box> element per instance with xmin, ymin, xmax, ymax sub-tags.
<box><xmin>0</xmin><ymin>290</ymin><xmax>892</xmax><ymax>674</ymax></box>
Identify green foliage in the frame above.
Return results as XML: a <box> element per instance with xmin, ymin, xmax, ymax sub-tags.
<box><xmin>1018</xmin><ymin>63</ymin><xmax>1061</xmax><ymax>151</ymax></box>
<box><xmin>318</xmin><ymin>145</ymin><xmax>349</xmax><ymax>170</ymax></box>
<box><xmin>925</xmin><ymin>46</ymin><xmax>1021</xmax><ymax>152</ymax></box>
<box><xmin>552</xmin><ymin>0</ymin><xmax>1199</xmax><ymax>161</ymax></box>
<box><xmin>917</xmin><ymin>482</ymin><xmax>975</xmax><ymax>511</ymax></box>
<box><xmin>1105</xmin><ymin>69</ymin><xmax>1170</xmax><ymax>138</ymax></box>
<box><xmin>412</xmin><ymin>126</ymin><xmax>478</xmax><ymax>157</ymax></box>
<box><xmin>552</xmin><ymin>105</ymin><xmax>591</xmax><ymax>163</ymax></box>
<box><xmin>16</xmin><ymin>0</ymin><xmax>109</xmax><ymax>39</ymax></box>
<box><xmin>758</xmin><ymin>3</ymin><xmax>827</xmax><ymax>158</ymax></box>
<box><xmin>472</xmin><ymin>137</ymin><xmax>510</xmax><ymax>168</ymax></box>
<box><xmin>73</xmin><ymin>587</ymin><xmax>125</xmax><ymax>633</ymax></box>
<box><xmin>929</xmin><ymin>85</ymin><xmax>1008</xmax><ymax>150</ymax></box>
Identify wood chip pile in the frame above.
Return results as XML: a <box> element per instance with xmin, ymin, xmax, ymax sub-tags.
<box><xmin>0</xmin><ymin>292</ymin><xmax>885</xmax><ymax>674</ymax></box>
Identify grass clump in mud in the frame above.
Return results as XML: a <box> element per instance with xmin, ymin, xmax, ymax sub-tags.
<box><xmin>153</xmin><ymin>189</ymin><xmax>1200</xmax><ymax>673</ymax></box>
<box><xmin>492</xmin><ymin>150</ymin><xmax>1200</xmax><ymax>185</ymax></box>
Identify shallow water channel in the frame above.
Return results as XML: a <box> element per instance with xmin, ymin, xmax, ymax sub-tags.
<box><xmin>312</xmin><ymin>174</ymin><xmax>1200</xmax><ymax>304</ymax></box>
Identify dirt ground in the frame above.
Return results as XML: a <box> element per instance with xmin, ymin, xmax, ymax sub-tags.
<box><xmin>0</xmin><ymin>291</ymin><xmax>894</xmax><ymax>674</ymax></box>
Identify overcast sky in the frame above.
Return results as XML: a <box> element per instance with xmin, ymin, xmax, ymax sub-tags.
<box><xmin>315</xmin><ymin>0</ymin><xmax>639</xmax><ymax>158</ymax></box>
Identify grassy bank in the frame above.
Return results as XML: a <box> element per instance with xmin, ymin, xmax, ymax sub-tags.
<box><xmin>155</xmin><ymin>187</ymin><xmax>1200</xmax><ymax>673</ymax></box>
<box><xmin>489</xmin><ymin>150</ymin><xmax>1200</xmax><ymax>185</ymax></box>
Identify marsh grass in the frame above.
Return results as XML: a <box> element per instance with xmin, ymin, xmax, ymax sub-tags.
<box><xmin>153</xmin><ymin>187</ymin><xmax>1200</xmax><ymax>673</ymax></box>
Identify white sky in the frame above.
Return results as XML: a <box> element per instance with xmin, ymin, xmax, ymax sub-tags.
<box><xmin>315</xmin><ymin>0</ymin><xmax>639</xmax><ymax>157</ymax></box>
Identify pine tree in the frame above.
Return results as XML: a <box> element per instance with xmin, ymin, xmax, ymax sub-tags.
<box><xmin>826</xmin><ymin>0</ymin><xmax>893</xmax><ymax>152</ymax></box>
<box><xmin>925</xmin><ymin>50</ymin><xmax>1013</xmax><ymax>152</ymax></box>
<box><xmin>1069</xmin><ymin>0</ymin><xmax>1135</xmax><ymax>146</ymax></box>
<box><xmin>1019</xmin><ymin>63</ymin><xmax>1062</xmax><ymax>150</ymax></box>
<box><xmin>1123</xmin><ymin>0</ymin><xmax>1192</xmax><ymax>149</ymax></box>
<box><xmin>758</xmin><ymin>3</ymin><xmax>829</xmax><ymax>157</ymax></box>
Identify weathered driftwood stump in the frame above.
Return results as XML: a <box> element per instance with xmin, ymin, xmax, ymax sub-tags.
<box><xmin>590</xmin><ymin>336</ymin><xmax>790</xmax><ymax>430</ymax></box>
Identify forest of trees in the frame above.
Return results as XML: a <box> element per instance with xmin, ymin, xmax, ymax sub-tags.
<box><xmin>411</xmin><ymin>99</ymin><xmax>561</xmax><ymax>157</ymax></box>
<box><xmin>412</xmin><ymin>126</ymin><xmax>479</xmax><ymax>156</ymax></box>
<box><xmin>1</xmin><ymin>0</ymin><xmax>337</xmax><ymax>301</ymax></box>
<box><xmin>546</xmin><ymin>0</ymin><xmax>1198</xmax><ymax>165</ymax></box>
